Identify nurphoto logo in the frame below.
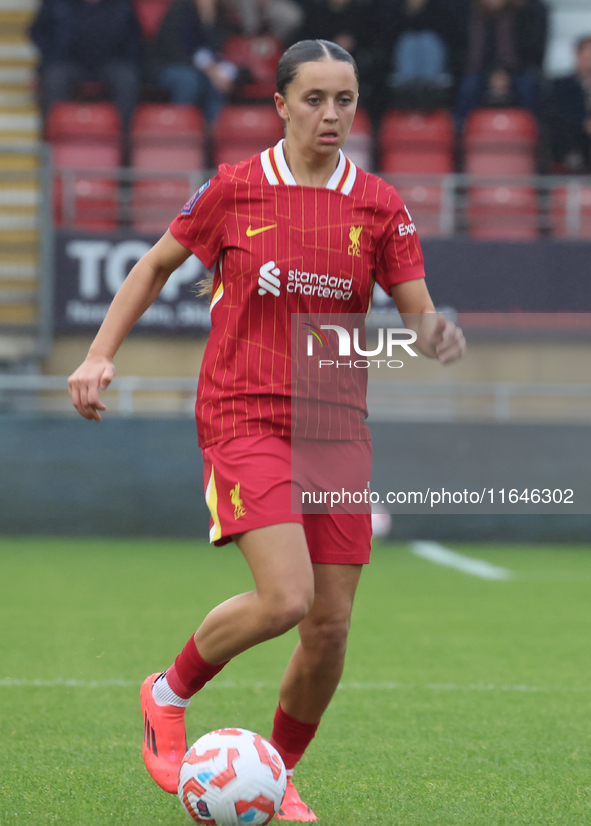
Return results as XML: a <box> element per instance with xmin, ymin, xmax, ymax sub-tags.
<box><xmin>304</xmin><ymin>323</ymin><xmax>418</xmax><ymax>369</ymax></box>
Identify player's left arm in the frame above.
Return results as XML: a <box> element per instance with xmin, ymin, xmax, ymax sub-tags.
<box><xmin>390</xmin><ymin>278</ymin><xmax>466</xmax><ymax>365</ymax></box>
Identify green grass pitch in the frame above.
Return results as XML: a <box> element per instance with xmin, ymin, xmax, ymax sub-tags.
<box><xmin>1</xmin><ymin>537</ymin><xmax>590</xmax><ymax>825</ymax></box>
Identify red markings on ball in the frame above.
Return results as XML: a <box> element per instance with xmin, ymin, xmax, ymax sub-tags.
<box><xmin>185</xmin><ymin>747</ymin><xmax>221</xmax><ymax>764</ymax></box>
<box><xmin>235</xmin><ymin>795</ymin><xmax>276</xmax><ymax>825</ymax></box>
<box><xmin>253</xmin><ymin>735</ymin><xmax>283</xmax><ymax>781</ymax></box>
<box><xmin>209</xmin><ymin>747</ymin><xmax>240</xmax><ymax>789</ymax></box>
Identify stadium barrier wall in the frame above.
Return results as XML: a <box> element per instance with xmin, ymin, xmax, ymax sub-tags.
<box><xmin>1</xmin><ymin>417</ymin><xmax>590</xmax><ymax>542</ymax></box>
<box><xmin>53</xmin><ymin>234</ymin><xmax>591</xmax><ymax>339</ymax></box>
<box><xmin>423</xmin><ymin>239</ymin><xmax>591</xmax><ymax>313</ymax></box>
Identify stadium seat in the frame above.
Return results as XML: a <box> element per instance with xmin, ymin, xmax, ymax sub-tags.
<box><xmin>393</xmin><ymin>182</ymin><xmax>449</xmax><ymax>237</ymax></box>
<box><xmin>133</xmin><ymin>0</ymin><xmax>176</xmax><ymax>39</ymax></box>
<box><xmin>223</xmin><ymin>35</ymin><xmax>283</xmax><ymax>101</ymax></box>
<box><xmin>379</xmin><ymin>109</ymin><xmax>454</xmax><ymax>174</ymax></box>
<box><xmin>381</xmin><ymin>151</ymin><xmax>452</xmax><ymax>174</ymax></box>
<box><xmin>464</xmin><ymin>151</ymin><xmax>534</xmax><ymax>176</ymax></box>
<box><xmin>46</xmin><ymin>102</ymin><xmax>121</xmax><ymax>142</ymax></box>
<box><xmin>130</xmin><ymin>104</ymin><xmax>206</xmax><ymax>171</ymax></box>
<box><xmin>343</xmin><ymin>108</ymin><xmax>373</xmax><ymax>170</ymax></box>
<box><xmin>380</xmin><ymin>109</ymin><xmax>454</xmax><ymax>146</ymax></box>
<box><xmin>131</xmin><ymin>102</ymin><xmax>205</xmax><ymax>139</ymax></box>
<box><xmin>131</xmin><ymin>179</ymin><xmax>194</xmax><ymax>234</ymax></box>
<box><xmin>213</xmin><ymin>105</ymin><xmax>284</xmax><ymax>167</ymax></box>
<box><xmin>464</xmin><ymin>108</ymin><xmax>537</xmax><ymax>176</ymax></box>
<box><xmin>466</xmin><ymin>185</ymin><xmax>539</xmax><ymax>240</ymax></box>
<box><xmin>54</xmin><ymin>176</ymin><xmax>119</xmax><ymax>231</ymax></box>
<box><xmin>549</xmin><ymin>184</ymin><xmax>591</xmax><ymax>239</ymax></box>
<box><xmin>130</xmin><ymin>106</ymin><xmax>206</xmax><ymax>231</ymax></box>
<box><xmin>465</xmin><ymin>108</ymin><xmax>537</xmax><ymax>145</ymax></box>
<box><xmin>47</xmin><ymin>102</ymin><xmax>122</xmax><ymax>169</ymax></box>
<box><xmin>47</xmin><ymin>103</ymin><xmax>122</xmax><ymax>229</ymax></box>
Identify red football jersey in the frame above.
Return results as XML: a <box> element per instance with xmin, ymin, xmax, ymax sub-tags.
<box><xmin>170</xmin><ymin>140</ymin><xmax>425</xmax><ymax>447</ymax></box>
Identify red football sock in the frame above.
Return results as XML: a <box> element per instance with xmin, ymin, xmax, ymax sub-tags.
<box><xmin>269</xmin><ymin>703</ymin><xmax>320</xmax><ymax>770</ymax></box>
<box><xmin>165</xmin><ymin>635</ymin><xmax>227</xmax><ymax>700</ymax></box>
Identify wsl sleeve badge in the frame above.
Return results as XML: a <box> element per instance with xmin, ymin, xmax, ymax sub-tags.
<box><xmin>182</xmin><ymin>180</ymin><xmax>211</xmax><ymax>215</ymax></box>
<box><xmin>178</xmin><ymin>727</ymin><xmax>287</xmax><ymax>825</ymax></box>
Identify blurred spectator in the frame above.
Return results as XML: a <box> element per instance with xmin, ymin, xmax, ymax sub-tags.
<box><xmin>378</xmin><ymin>0</ymin><xmax>464</xmax><ymax>109</ymax></box>
<box><xmin>297</xmin><ymin>0</ymin><xmax>383</xmax><ymax>117</ymax></box>
<box><xmin>223</xmin><ymin>0</ymin><xmax>304</xmax><ymax>43</ymax></box>
<box><xmin>30</xmin><ymin>0</ymin><xmax>142</xmax><ymax>130</ymax></box>
<box><xmin>384</xmin><ymin>1</ymin><xmax>455</xmax><ymax>87</ymax></box>
<box><xmin>150</xmin><ymin>0</ymin><xmax>236</xmax><ymax>122</ymax></box>
<box><xmin>298</xmin><ymin>0</ymin><xmax>362</xmax><ymax>55</ymax></box>
<box><xmin>548</xmin><ymin>36</ymin><xmax>591</xmax><ymax>173</ymax></box>
<box><xmin>453</xmin><ymin>0</ymin><xmax>548</xmax><ymax>126</ymax></box>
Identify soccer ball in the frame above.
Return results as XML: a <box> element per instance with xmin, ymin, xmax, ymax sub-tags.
<box><xmin>178</xmin><ymin>728</ymin><xmax>287</xmax><ymax>825</ymax></box>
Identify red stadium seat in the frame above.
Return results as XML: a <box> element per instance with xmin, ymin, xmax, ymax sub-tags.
<box><xmin>46</xmin><ymin>102</ymin><xmax>121</xmax><ymax>142</ymax></box>
<box><xmin>131</xmin><ymin>103</ymin><xmax>205</xmax><ymax>138</ymax></box>
<box><xmin>381</xmin><ymin>151</ymin><xmax>452</xmax><ymax>174</ymax></box>
<box><xmin>214</xmin><ymin>104</ymin><xmax>283</xmax><ymax>140</ymax></box>
<box><xmin>549</xmin><ymin>184</ymin><xmax>591</xmax><ymax>239</ymax></box>
<box><xmin>343</xmin><ymin>108</ymin><xmax>373</xmax><ymax>170</ymax></box>
<box><xmin>380</xmin><ymin>109</ymin><xmax>454</xmax><ymax>147</ymax></box>
<box><xmin>464</xmin><ymin>108</ymin><xmax>537</xmax><ymax>145</ymax></box>
<box><xmin>48</xmin><ymin>103</ymin><xmax>122</xmax><ymax>168</ymax></box>
<box><xmin>133</xmin><ymin>145</ymin><xmax>206</xmax><ymax>171</ymax></box>
<box><xmin>47</xmin><ymin>104</ymin><xmax>122</xmax><ymax>228</ymax></box>
<box><xmin>379</xmin><ymin>109</ymin><xmax>454</xmax><ymax>175</ymax></box>
<box><xmin>133</xmin><ymin>0</ymin><xmax>176</xmax><ymax>39</ymax></box>
<box><xmin>54</xmin><ymin>176</ymin><xmax>119</xmax><ymax>231</ymax></box>
<box><xmin>465</xmin><ymin>151</ymin><xmax>535</xmax><ymax>176</ymax></box>
<box><xmin>467</xmin><ymin>186</ymin><xmax>539</xmax><ymax>240</ymax></box>
<box><xmin>214</xmin><ymin>143</ymin><xmax>272</xmax><ymax>167</ymax></box>
<box><xmin>213</xmin><ymin>105</ymin><xmax>284</xmax><ymax>167</ymax></box>
<box><xmin>130</xmin><ymin>104</ymin><xmax>206</xmax><ymax>170</ymax></box>
<box><xmin>51</xmin><ymin>143</ymin><xmax>121</xmax><ymax>169</ymax></box>
<box><xmin>223</xmin><ymin>35</ymin><xmax>283</xmax><ymax>100</ymax></box>
<box><xmin>393</xmin><ymin>182</ymin><xmax>448</xmax><ymax>237</ymax></box>
<box><xmin>464</xmin><ymin>108</ymin><xmax>537</xmax><ymax>176</ymax></box>
<box><xmin>131</xmin><ymin>179</ymin><xmax>194</xmax><ymax>234</ymax></box>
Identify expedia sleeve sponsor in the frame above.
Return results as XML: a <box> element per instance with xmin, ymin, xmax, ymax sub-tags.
<box><xmin>373</xmin><ymin>199</ymin><xmax>425</xmax><ymax>290</ymax></box>
<box><xmin>397</xmin><ymin>221</ymin><xmax>417</xmax><ymax>237</ymax></box>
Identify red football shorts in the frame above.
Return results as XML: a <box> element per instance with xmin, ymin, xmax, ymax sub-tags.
<box><xmin>202</xmin><ymin>434</ymin><xmax>372</xmax><ymax>565</ymax></box>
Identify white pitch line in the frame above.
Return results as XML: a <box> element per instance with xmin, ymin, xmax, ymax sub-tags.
<box><xmin>410</xmin><ymin>541</ymin><xmax>512</xmax><ymax>580</ymax></box>
<box><xmin>1</xmin><ymin>679</ymin><xmax>589</xmax><ymax>693</ymax></box>
<box><xmin>0</xmin><ymin>678</ymin><xmax>140</xmax><ymax>688</ymax></box>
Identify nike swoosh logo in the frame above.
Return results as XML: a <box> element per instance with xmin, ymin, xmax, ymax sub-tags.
<box><xmin>246</xmin><ymin>223</ymin><xmax>277</xmax><ymax>237</ymax></box>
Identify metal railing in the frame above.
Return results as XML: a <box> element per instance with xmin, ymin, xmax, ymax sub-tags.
<box><xmin>1</xmin><ymin>374</ymin><xmax>591</xmax><ymax>422</ymax></box>
<box><xmin>51</xmin><ymin>166</ymin><xmax>591</xmax><ymax>239</ymax></box>
<box><xmin>0</xmin><ymin>374</ymin><xmax>197</xmax><ymax>416</ymax></box>
<box><xmin>380</xmin><ymin>172</ymin><xmax>591</xmax><ymax>238</ymax></box>
<box><xmin>367</xmin><ymin>380</ymin><xmax>591</xmax><ymax>423</ymax></box>
<box><xmin>54</xmin><ymin>166</ymin><xmax>208</xmax><ymax>232</ymax></box>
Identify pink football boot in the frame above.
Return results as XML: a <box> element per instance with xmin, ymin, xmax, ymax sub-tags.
<box><xmin>140</xmin><ymin>673</ymin><xmax>187</xmax><ymax>794</ymax></box>
<box><xmin>276</xmin><ymin>776</ymin><xmax>318</xmax><ymax>821</ymax></box>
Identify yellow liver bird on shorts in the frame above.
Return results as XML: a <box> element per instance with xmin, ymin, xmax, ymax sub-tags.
<box><xmin>230</xmin><ymin>483</ymin><xmax>246</xmax><ymax>520</ymax></box>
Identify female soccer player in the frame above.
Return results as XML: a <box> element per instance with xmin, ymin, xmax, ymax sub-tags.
<box><xmin>68</xmin><ymin>39</ymin><xmax>465</xmax><ymax>821</ymax></box>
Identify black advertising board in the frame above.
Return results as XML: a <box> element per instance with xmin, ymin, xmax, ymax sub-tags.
<box><xmin>53</xmin><ymin>232</ymin><xmax>211</xmax><ymax>334</ymax></box>
<box><xmin>422</xmin><ymin>239</ymin><xmax>591</xmax><ymax>313</ymax></box>
<box><xmin>53</xmin><ymin>232</ymin><xmax>591</xmax><ymax>336</ymax></box>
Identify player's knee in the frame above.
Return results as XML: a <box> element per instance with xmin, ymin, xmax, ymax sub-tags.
<box><xmin>261</xmin><ymin>591</ymin><xmax>313</xmax><ymax>636</ymax></box>
<box><xmin>303</xmin><ymin>616</ymin><xmax>351</xmax><ymax>660</ymax></box>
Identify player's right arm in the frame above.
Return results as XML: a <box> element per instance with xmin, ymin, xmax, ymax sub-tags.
<box><xmin>68</xmin><ymin>230</ymin><xmax>191</xmax><ymax>421</ymax></box>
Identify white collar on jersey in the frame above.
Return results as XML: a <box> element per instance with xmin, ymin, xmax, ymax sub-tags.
<box><xmin>261</xmin><ymin>139</ymin><xmax>357</xmax><ymax>194</ymax></box>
